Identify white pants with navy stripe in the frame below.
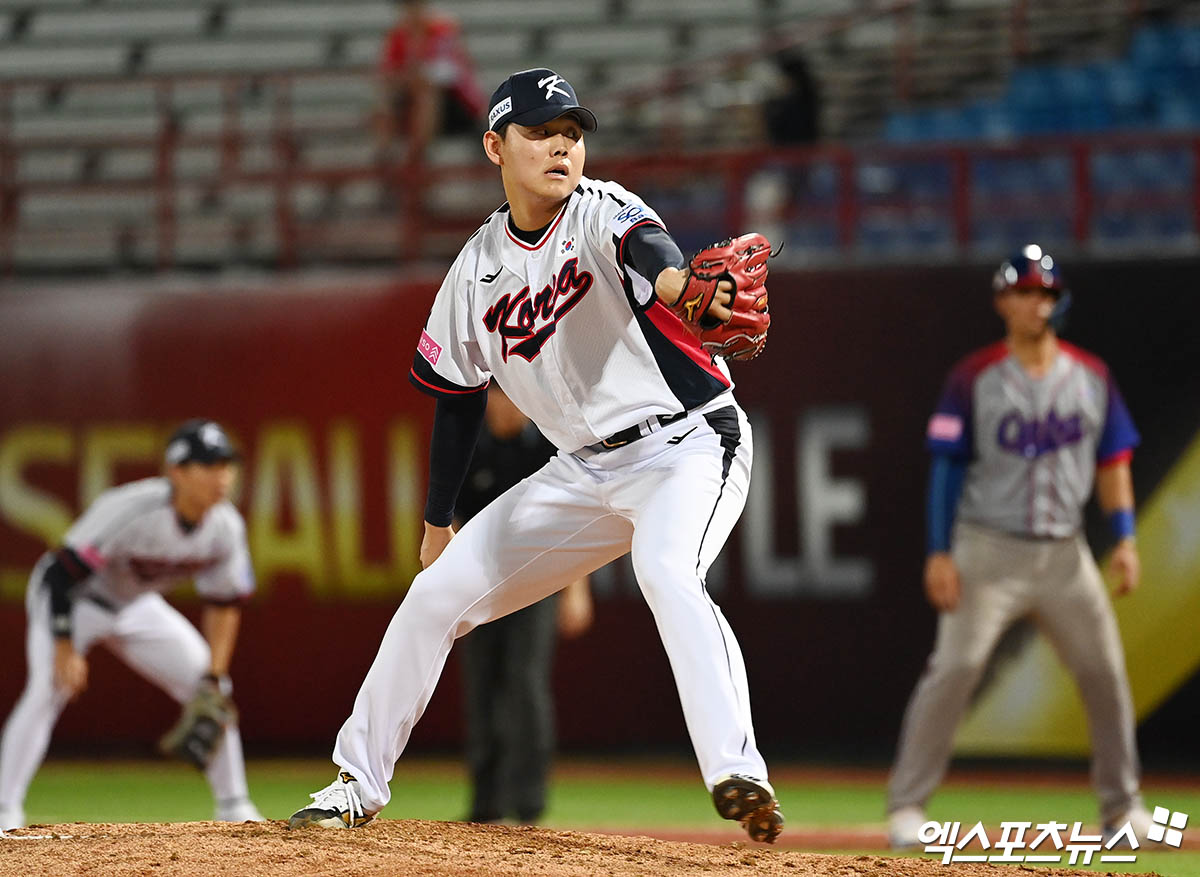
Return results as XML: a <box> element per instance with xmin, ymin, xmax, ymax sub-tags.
<box><xmin>333</xmin><ymin>394</ymin><xmax>769</xmax><ymax>812</ymax></box>
<box><xmin>0</xmin><ymin>563</ymin><xmax>252</xmax><ymax>819</ymax></box>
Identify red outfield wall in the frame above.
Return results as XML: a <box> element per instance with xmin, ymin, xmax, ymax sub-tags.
<box><xmin>1</xmin><ymin>264</ymin><xmax>1197</xmax><ymax>757</ymax></box>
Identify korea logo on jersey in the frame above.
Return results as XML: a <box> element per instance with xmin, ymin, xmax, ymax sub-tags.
<box><xmin>559</xmin><ymin>237</ymin><xmax>575</xmax><ymax>255</ymax></box>
<box><xmin>482</xmin><ymin>258</ymin><xmax>593</xmax><ymax>362</ymax></box>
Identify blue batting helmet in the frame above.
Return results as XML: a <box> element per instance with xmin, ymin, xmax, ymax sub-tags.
<box><xmin>992</xmin><ymin>243</ymin><xmax>1072</xmax><ymax>330</ymax></box>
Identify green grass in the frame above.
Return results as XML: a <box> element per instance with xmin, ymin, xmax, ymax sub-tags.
<box><xmin>19</xmin><ymin>757</ymin><xmax>1200</xmax><ymax>876</ymax></box>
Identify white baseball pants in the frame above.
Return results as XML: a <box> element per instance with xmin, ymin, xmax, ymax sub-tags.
<box><xmin>0</xmin><ymin>561</ymin><xmax>252</xmax><ymax>819</ymax></box>
<box><xmin>333</xmin><ymin>397</ymin><xmax>769</xmax><ymax>812</ymax></box>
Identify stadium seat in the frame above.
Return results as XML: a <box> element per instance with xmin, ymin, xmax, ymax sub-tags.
<box><xmin>30</xmin><ymin>8</ymin><xmax>206</xmax><ymax>41</ymax></box>
<box><xmin>625</xmin><ymin>0</ymin><xmax>749</xmax><ymax>22</ymax></box>
<box><xmin>1129</xmin><ymin>25</ymin><xmax>1176</xmax><ymax>70</ymax></box>
<box><xmin>16</xmin><ymin>149</ymin><xmax>84</xmax><ymax>184</ymax></box>
<box><xmin>0</xmin><ymin>45</ymin><xmax>126</xmax><ymax>79</ymax></box>
<box><xmin>145</xmin><ymin>39</ymin><xmax>327</xmax><ymax>75</ymax></box>
<box><xmin>883</xmin><ymin>112</ymin><xmax>923</xmax><ymax>143</ymax></box>
<box><xmin>226</xmin><ymin>3</ymin><xmax>394</xmax><ymax>35</ymax></box>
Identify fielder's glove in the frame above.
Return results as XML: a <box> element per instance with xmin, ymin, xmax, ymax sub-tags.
<box><xmin>159</xmin><ymin>674</ymin><xmax>237</xmax><ymax>770</ymax></box>
<box><xmin>669</xmin><ymin>233</ymin><xmax>772</xmax><ymax>361</ymax></box>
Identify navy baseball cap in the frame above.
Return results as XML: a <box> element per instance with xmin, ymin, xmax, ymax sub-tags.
<box><xmin>487</xmin><ymin>68</ymin><xmax>597</xmax><ymax>133</ymax></box>
<box><xmin>993</xmin><ymin>243</ymin><xmax>1066</xmax><ymax>294</ymax></box>
<box><xmin>165</xmin><ymin>419</ymin><xmax>239</xmax><ymax>466</ymax></box>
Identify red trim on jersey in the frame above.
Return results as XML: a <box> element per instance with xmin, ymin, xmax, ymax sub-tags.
<box><xmin>408</xmin><ymin>368</ymin><xmax>489</xmax><ymax>395</ymax></box>
<box><xmin>504</xmin><ymin>205</ymin><xmax>568</xmax><ymax>251</ymax></box>
<box><xmin>75</xmin><ymin>544</ymin><xmax>107</xmax><ymax>570</ymax></box>
<box><xmin>1098</xmin><ymin>448</ymin><xmax>1133</xmax><ymax>468</ymax></box>
<box><xmin>1058</xmin><ymin>340</ymin><xmax>1109</xmax><ymax>379</ymax></box>
<box><xmin>961</xmin><ymin>340</ymin><xmax>1011</xmax><ymax>380</ymax></box>
<box><xmin>644</xmin><ymin>301</ymin><xmax>730</xmax><ymax>387</ymax></box>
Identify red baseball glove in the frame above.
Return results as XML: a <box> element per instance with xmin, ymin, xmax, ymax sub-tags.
<box><xmin>668</xmin><ymin>233</ymin><xmax>772</xmax><ymax>361</ymax></box>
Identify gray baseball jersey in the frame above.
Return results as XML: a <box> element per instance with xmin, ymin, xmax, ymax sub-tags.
<box><xmin>62</xmin><ymin>477</ymin><xmax>255</xmax><ymax>608</ymax></box>
<box><xmin>926</xmin><ymin>340</ymin><xmax>1139</xmax><ymax>537</ymax></box>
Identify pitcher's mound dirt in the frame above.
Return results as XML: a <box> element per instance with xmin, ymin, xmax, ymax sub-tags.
<box><xmin>0</xmin><ymin>820</ymin><xmax>1157</xmax><ymax>876</ymax></box>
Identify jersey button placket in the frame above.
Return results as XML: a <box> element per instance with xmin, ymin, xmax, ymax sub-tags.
<box><xmin>526</xmin><ymin>252</ymin><xmax>588</xmax><ymax>446</ymax></box>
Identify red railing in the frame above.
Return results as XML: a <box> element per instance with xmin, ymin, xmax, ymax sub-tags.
<box><xmin>3</xmin><ymin>97</ymin><xmax>1199</xmax><ymax>276</ymax></box>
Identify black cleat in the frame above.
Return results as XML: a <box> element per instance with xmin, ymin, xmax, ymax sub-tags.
<box><xmin>712</xmin><ymin>774</ymin><xmax>785</xmax><ymax>843</ymax></box>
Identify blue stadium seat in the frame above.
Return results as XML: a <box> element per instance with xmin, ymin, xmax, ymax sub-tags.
<box><xmin>926</xmin><ymin>107</ymin><xmax>977</xmax><ymax>141</ymax></box>
<box><xmin>884</xmin><ymin>112</ymin><xmax>924</xmax><ymax>143</ymax></box>
<box><xmin>803</xmin><ymin>163</ymin><xmax>839</xmax><ymax>203</ymax></box>
<box><xmin>898</xmin><ymin>161</ymin><xmax>952</xmax><ymax>199</ymax></box>
<box><xmin>1007</xmin><ymin>66</ymin><xmax>1057</xmax><ymax>110</ymax></box>
<box><xmin>970</xmin><ymin>100</ymin><xmax>1015</xmax><ymax>140</ymax></box>
<box><xmin>1155</xmin><ymin>92</ymin><xmax>1200</xmax><ymax>129</ymax></box>
<box><xmin>857</xmin><ymin>214</ymin><xmax>907</xmax><ymax>255</ymax></box>
<box><xmin>784</xmin><ymin>220</ymin><xmax>839</xmax><ymax>254</ymax></box>
<box><xmin>1129</xmin><ymin>25</ymin><xmax>1177</xmax><ymax>70</ymax></box>
<box><xmin>1094</xmin><ymin>212</ymin><xmax>1139</xmax><ymax>242</ymax></box>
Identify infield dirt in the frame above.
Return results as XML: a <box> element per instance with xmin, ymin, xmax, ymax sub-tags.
<box><xmin>0</xmin><ymin>820</ymin><xmax>1159</xmax><ymax>877</ymax></box>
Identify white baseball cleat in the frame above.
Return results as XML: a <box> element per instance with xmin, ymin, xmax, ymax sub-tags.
<box><xmin>215</xmin><ymin>798</ymin><xmax>266</xmax><ymax>823</ymax></box>
<box><xmin>888</xmin><ymin>805</ymin><xmax>928</xmax><ymax>849</ymax></box>
<box><xmin>0</xmin><ymin>805</ymin><xmax>24</xmax><ymax>831</ymax></box>
<box><xmin>287</xmin><ymin>771</ymin><xmax>375</xmax><ymax>830</ymax></box>
<box><xmin>1103</xmin><ymin>804</ymin><xmax>1155</xmax><ymax>847</ymax></box>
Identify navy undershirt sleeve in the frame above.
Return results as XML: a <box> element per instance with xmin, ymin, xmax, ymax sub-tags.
<box><xmin>926</xmin><ymin>453</ymin><xmax>967</xmax><ymax>554</ymax></box>
<box><xmin>425</xmin><ymin>392</ymin><xmax>488</xmax><ymax>527</ymax></box>
<box><xmin>623</xmin><ymin>223</ymin><xmax>686</xmax><ymax>282</ymax></box>
<box><xmin>42</xmin><ymin>547</ymin><xmax>93</xmax><ymax>639</ymax></box>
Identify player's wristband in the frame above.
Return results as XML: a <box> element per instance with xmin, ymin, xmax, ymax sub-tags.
<box><xmin>202</xmin><ymin>673</ymin><xmax>234</xmax><ymax>696</ymax></box>
<box><xmin>1108</xmin><ymin>508</ymin><xmax>1135</xmax><ymax>541</ymax></box>
<box><xmin>52</xmin><ymin>614</ymin><xmax>73</xmax><ymax>639</ymax></box>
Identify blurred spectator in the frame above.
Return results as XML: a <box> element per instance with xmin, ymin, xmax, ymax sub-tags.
<box><xmin>377</xmin><ymin>0</ymin><xmax>486</xmax><ymax>165</ymax></box>
<box><xmin>747</xmin><ymin>47</ymin><xmax>822</xmax><ymax>249</ymax></box>
<box><xmin>455</xmin><ymin>386</ymin><xmax>593</xmax><ymax>825</ymax></box>
<box><xmin>762</xmin><ymin>46</ymin><xmax>820</xmax><ymax>146</ymax></box>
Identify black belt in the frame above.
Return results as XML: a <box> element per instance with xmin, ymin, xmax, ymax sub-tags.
<box><xmin>588</xmin><ymin>411</ymin><xmax>687</xmax><ymax>453</ymax></box>
<box><xmin>83</xmin><ymin>592</ymin><xmax>118</xmax><ymax>612</ymax></box>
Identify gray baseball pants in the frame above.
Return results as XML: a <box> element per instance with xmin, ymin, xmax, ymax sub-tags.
<box><xmin>888</xmin><ymin>522</ymin><xmax>1142</xmax><ymax>822</ymax></box>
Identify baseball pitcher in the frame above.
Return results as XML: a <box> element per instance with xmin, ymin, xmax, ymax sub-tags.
<box><xmin>288</xmin><ymin>67</ymin><xmax>781</xmax><ymax>842</ymax></box>
<box><xmin>0</xmin><ymin>420</ymin><xmax>263</xmax><ymax>829</ymax></box>
<box><xmin>887</xmin><ymin>246</ymin><xmax>1150</xmax><ymax>847</ymax></box>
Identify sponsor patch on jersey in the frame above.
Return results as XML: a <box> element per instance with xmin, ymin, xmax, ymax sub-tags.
<box><xmin>928</xmin><ymin>413</ymin><xmax>963</xmax><ymax>441</ymax></box>
<box><xmin>607</xmin><ymin>202</ymin><xmax>658</xmax><ymax>236</ymax></box>
<box><xmin>418</xmin><ymin>329</ymin><xmax>442</xmax><ymax>366</ymax></box>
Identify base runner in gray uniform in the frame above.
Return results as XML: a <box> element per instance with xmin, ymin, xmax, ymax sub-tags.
<box><xmin>887</xmin><ymin>246</ymin><xmax>1151</xmax><ymax>847</ymax></box>
<box><xmin>0</xmin><ymin>420</ymin><xmax>263</xmax><ymax>829</ymax></box>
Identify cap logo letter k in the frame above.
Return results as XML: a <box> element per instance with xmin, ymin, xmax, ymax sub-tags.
<box><xmin>537</xmin><ymin>74</ymin><xmax>569</xmax><ymax>101</ymax></box>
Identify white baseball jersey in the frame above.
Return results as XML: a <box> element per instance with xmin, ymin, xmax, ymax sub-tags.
<box><xmin>61</xmin><ymin>477</ymin><xmax>255</xmax><ymax>608</ymax></box>
<box><xmin>926</xmin><ymin>340</ymin><xmax>1139</xmax><ymax>538</ymax></box>
<box><xmin>409</xmin><ymin>176</ymin><xmax>734</xmax><ymax>450</ymax></box>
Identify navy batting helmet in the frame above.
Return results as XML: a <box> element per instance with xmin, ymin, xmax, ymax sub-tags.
<box><xmin>992</xmin><ymin>243</ymin><xmax>1072</xmax><ymax>330</ymax></box>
